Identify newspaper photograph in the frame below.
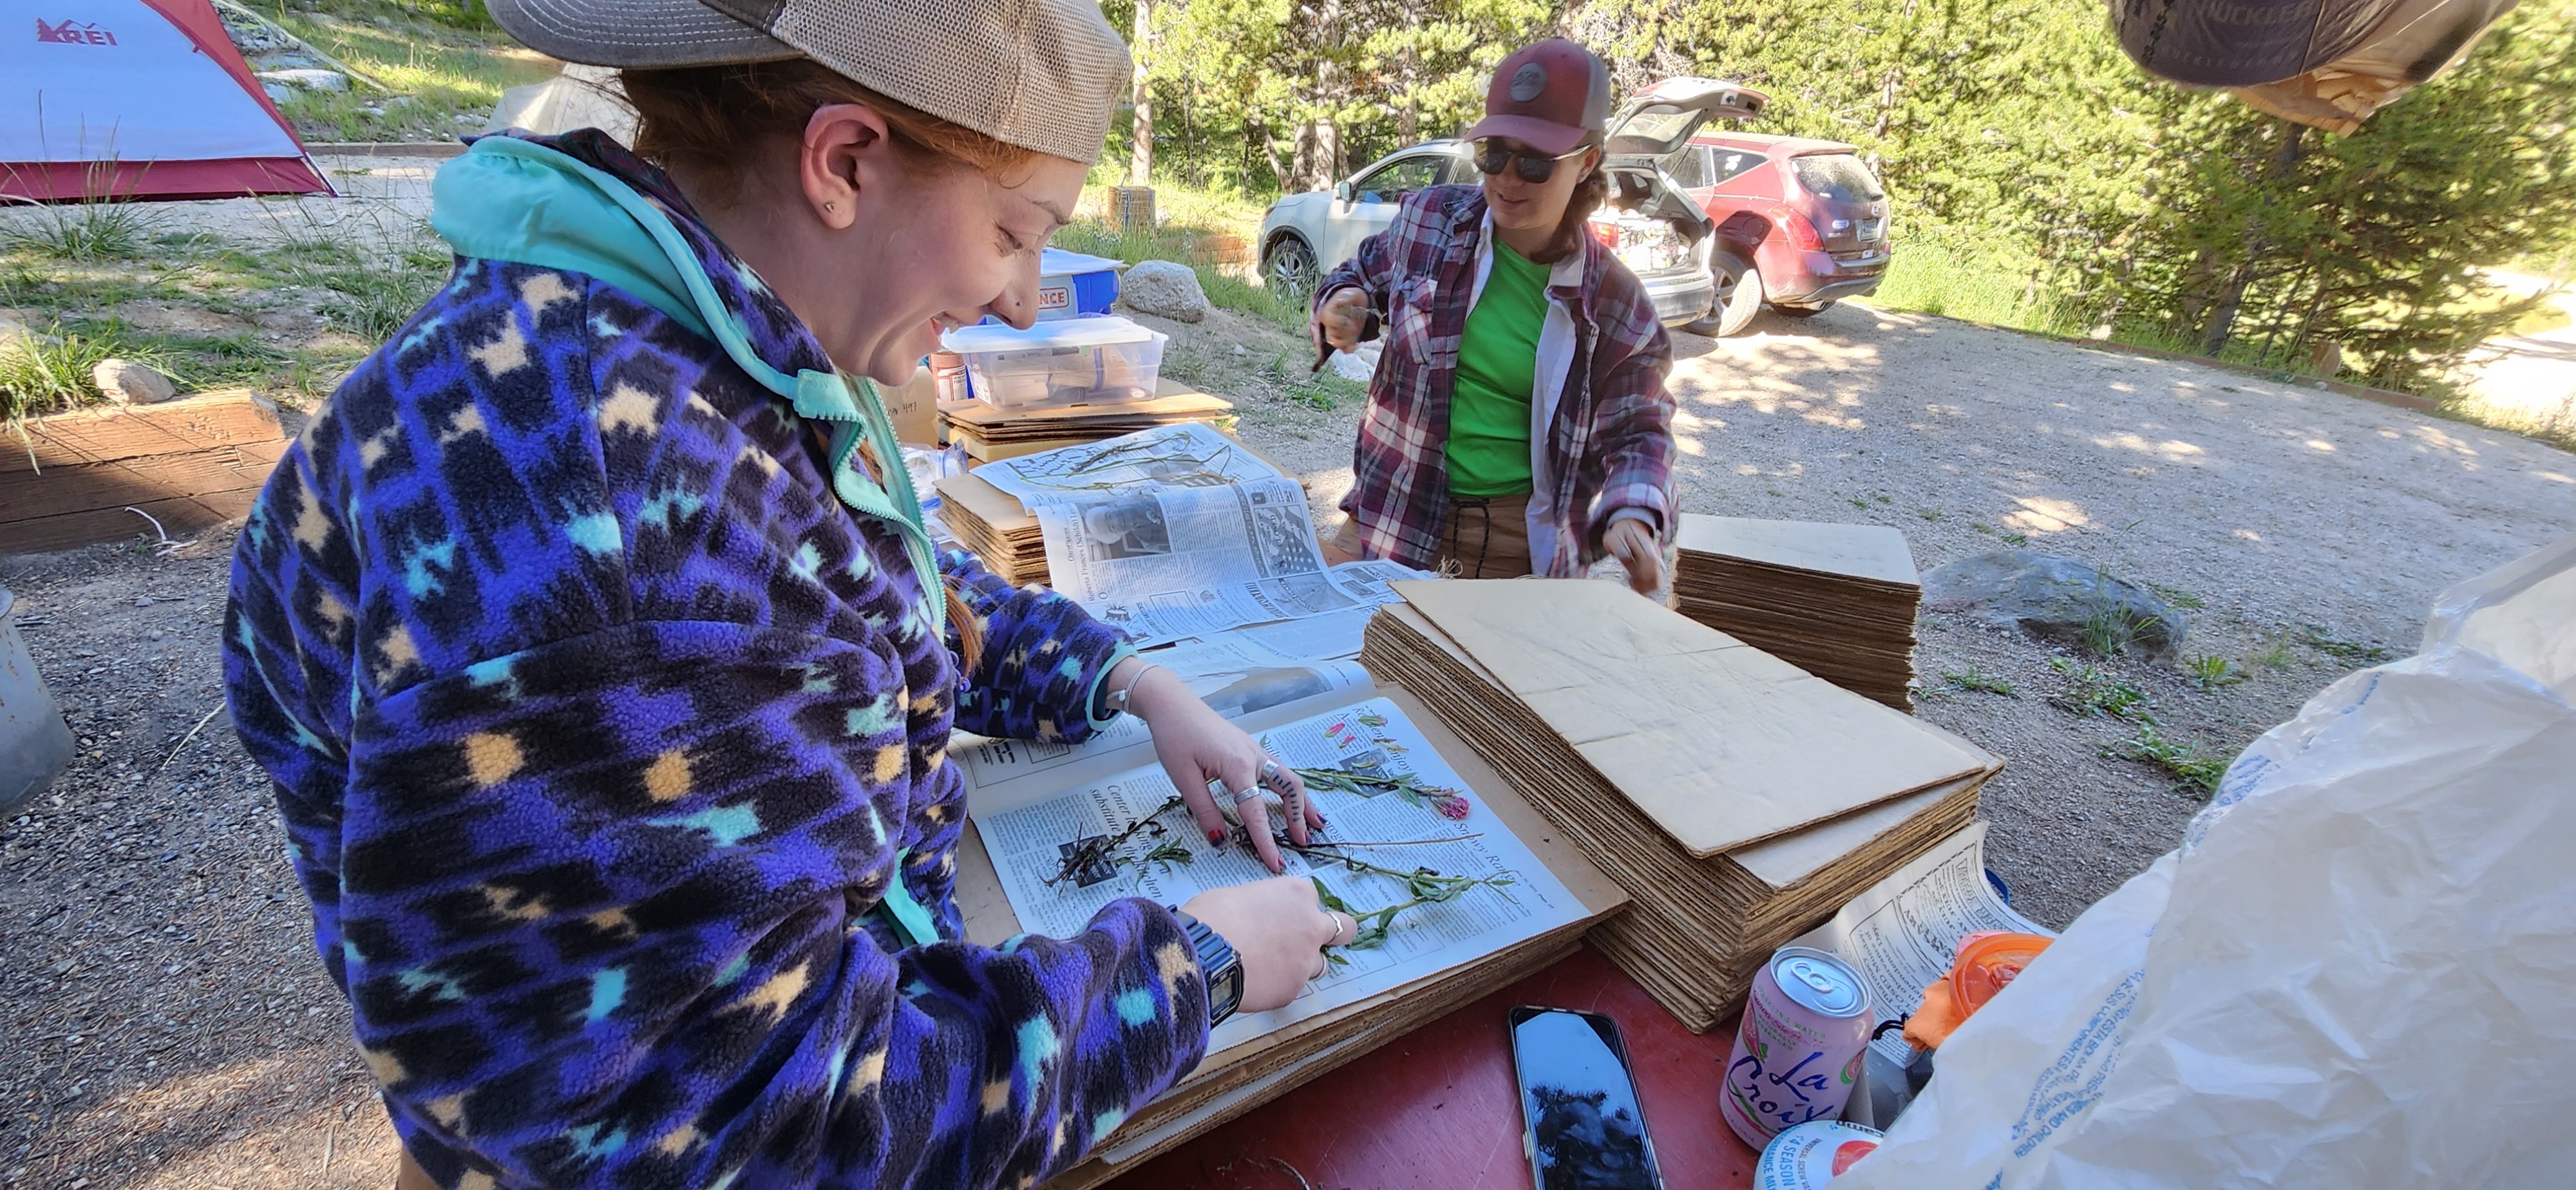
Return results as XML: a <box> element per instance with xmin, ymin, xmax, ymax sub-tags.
<box><xmin>1786</xmin><ymin>822</ymin><xmax>2052</xmax><ymax>1064</ymax></box>
<box><xmin>969</xmin><ymin>697</ymin><xmax>1586</xmax><ymax>1055</ymax></box>
<box><xmin>1034</xmin><ymin>477</ymin><xmax>1329</xmax><ymax>641</ymax></box>
<box><xmin>974</xmin><ymin>422</ymin><xmax>1282</xmax><ymax>507</ymax></box>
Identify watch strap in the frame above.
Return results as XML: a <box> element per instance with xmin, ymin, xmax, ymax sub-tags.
<box><xmin>1168</xmin><ymin>909</ymin><xmax>1244</xmax><ymax>1026</ymax></box>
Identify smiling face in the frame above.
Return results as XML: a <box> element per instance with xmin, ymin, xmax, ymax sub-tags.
<box><xmin>1479</xmin><ymin>138</ymin><xmax>1600</xmax><ymax>240</ymax></box>
<box><xmin>818</xmin><ymin>148</ymin><xmax>1089</xmax><ymax>384</ymax></box>
<box><xmin>670</xmin><ymin>102</ymin><xmax>1090</xmax><ymax>388</ymax></box>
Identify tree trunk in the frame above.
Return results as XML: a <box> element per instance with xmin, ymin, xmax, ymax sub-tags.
<box><xmin>2199</xmin><ymin>121</ymin><xmax>2307</xmax><ymax>357</ymax></box>
<box><xmin>1397</xmin><ymin>48</ymin><xmax>1419</xmax><ymax>143</ymax></box>
<box><xmin>1128</xmin><ymin>0</ymin><xmax>1153</xmax><ymax>187</ymax></box>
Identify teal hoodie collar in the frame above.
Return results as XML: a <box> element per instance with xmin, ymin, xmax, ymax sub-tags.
<box><xmin>427</xmin><ymin>135</ymin><xmax>943</xmax><ymax>639</ymax></box>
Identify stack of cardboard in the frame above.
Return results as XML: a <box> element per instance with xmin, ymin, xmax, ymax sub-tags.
<box><xmin>941</xmin><ymin>378</ymin><xmax>1234</xmax><ymax>464</ymax></box>
<box><xmin>934</xmin><ymin>469</ymin><xmax>1052</xmax><ymax>585</ymax></box>
<box><xmin>1671</xmin><ymin>515</ymin><xmax>1922</xmax><ymax>711</ymax></box>
<box><xmin>952</xmin><ymin>688</ymin><xmax>1625</xmax><ymax>1189</ymax></box>
<box><xmin>934</xmin><ymin>428</ymin><xmax>1291</xmax><ymax>589</ymax></box>
<box><xmin>1359</xmin><ymin>580</ymin><xmax>2002</xmax><ymax>1032</ymax></box>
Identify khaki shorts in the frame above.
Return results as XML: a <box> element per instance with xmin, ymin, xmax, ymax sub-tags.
<box><xmin>1331</xmin><ymin>495</ymin><xmax>1533</xmax><ymax>580</ymax></box>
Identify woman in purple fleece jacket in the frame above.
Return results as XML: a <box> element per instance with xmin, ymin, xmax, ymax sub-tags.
<box><xmin>218</xmin><ymin>1</ymin><xmax>1356</xmax><ymax>1187</ymax></box>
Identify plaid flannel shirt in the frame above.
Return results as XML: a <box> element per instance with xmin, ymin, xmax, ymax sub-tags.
<box><xmin>1316</xmin><ymin>184</ymin><xmax>1676</xmax><ymax>576</ymax></box>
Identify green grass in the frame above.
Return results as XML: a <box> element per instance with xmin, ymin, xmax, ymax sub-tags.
<box><xmin>0</xmin><ymin>199</ymin><xmax>162</xmax><ymax>262</ymax></box>
<box><xmin>1942</xmin><ymin>666</ymin><xmax>2016</xmax><ymax>696</ymax></box>
<box><xmin>2049</xmin><ymin>656</ymin><xmax>2152</xmax><ymax>721</ymax></box>
<box><xmin>1867</xmin><ymin>233</ymin><xmax>2084</xmax><ymax>336</ymax></box>
<box><xmin>262</xmin><ymin>0</ymin><xmax>555</xmax><ymax>142</ymax></box>
<box><xmin>0</xmin><ymin>320</ymin><xmax>187</xmax><ymax>421</ymax></box>
<box><xmin>1970</xmin><ymin>521</ymin><xmax>2031</xmax><ymax>545</ymax></box>
<box><xmin>1054</xmin><ymin>167</ymin><xmax>1312</xmax><ymax>334</ymax></box>
<box><xmin>2078</xmin><ymin>607</ymin><xmax>2164</xmax><ymax>660</ymax></box>
<box><xmin>2105</xmin><ymin>722</ymin><xmax>2231</xmax><ymax>795</ymax></box>
<box><xmin>2144</xmin><ymin>581</ymin><xmax>2207</xmax><ymax>611</ymax></box>
<box><xmin>2297</xmin><ymin>626</ymin><xmax>2394</xmax><ymax>665</ymax></box>
<box><xmin>2184</xmin><ymin>654</ymin><xmax>2246</xmax><ymax>689</ymax></box>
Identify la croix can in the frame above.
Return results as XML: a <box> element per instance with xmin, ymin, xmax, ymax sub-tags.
<box><xmin>1721</xmin><ymin>947</ymin><xmax>1875</xmax><ymax>1149</ymax></box>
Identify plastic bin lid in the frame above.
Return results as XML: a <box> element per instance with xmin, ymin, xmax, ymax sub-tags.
<box><xmin>1039</xmin><ymin>247</ymin><xmax>1125</xmax><ymax>277</ymax></box>
<box><xmin>943</xmin><ymin>314</ymin><xmax>1161</xmax><ymax>353</ymax></box>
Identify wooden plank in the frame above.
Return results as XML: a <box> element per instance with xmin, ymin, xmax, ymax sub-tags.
<box><xmin>0</xmin><ymin>440</ymin><xmax>288</xmax><ymax>520</ymax></box>
<box><xmin>0</xmin><ymin>490</ymin><xmax>259</xmax><ymax>555</ymax></box>
<box><xmin>0</xmin><ymin>391</ymin><xmax>287</xmax><ymax>474</ymax></box>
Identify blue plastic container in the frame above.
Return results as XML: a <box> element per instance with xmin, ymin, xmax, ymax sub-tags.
<box><xmin>1037</xmin><ymin>248</ymin><xmax>1122</xmax><ymax>320</ymax></box>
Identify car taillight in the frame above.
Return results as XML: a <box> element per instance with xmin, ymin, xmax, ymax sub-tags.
<box><xmin>1589</xmin><ymin>221</ymin><xmax>1622</xmax><ymax>252</ymax></box>
<box><xmin>1769</xmin><ymin>204</ymin><xmax>1824</xmax><ymax>251</ymax></box>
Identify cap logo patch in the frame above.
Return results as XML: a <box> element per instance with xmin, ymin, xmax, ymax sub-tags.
<box><xmin>1510</xmin><ymin>62</ymin><xmax>1547</xmax><ymax>102</ymax></box>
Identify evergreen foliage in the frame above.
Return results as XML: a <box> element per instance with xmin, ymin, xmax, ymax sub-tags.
<box><xmin>1112</xmin><ymin>0</ymin><xmax>2575</xmax><ymax>390</ymax></box>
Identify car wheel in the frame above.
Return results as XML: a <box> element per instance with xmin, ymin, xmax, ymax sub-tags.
<box><xmin>1265</xmin><ymin>235</ymin><xmax>1321</xmax><ymax>305</ymax></box>
<box><xmin>1772</xmin><ymin>301</ymin><xmax>1833</xmax><ymax>318</ymax></box>
<box><xmin>1686</xmin><ymin>253</ymin><xmax>1764</xmax><ymax>337</ymax></box>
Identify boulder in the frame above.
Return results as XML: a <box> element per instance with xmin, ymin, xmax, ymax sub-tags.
<box><xmin>91</xmin><ymin>358</ymin><xmax>177</xmax><ymax>405</ymax></box>
<box><xmin>1120</xmin><ymin>260</ymin><xmax>1209</xmax><ymax>323</ymax></box>
<box><xmin>1922</xmin><ymin>549</ymin><xmax>2187</xmax><ymax>662</ymax></box>
<box><xmin>1</xmin><ymin>313</ymin><xmax>61</xmax><ymax>361</ymax></box>
<box><xmin>256</xmin><ymin>67</ymin><xmax>349</xmax><ymax>93</ymax></box>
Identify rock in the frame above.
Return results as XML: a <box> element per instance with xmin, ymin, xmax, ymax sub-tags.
<box><xmin>256</xmin><ymin>68</ymin><xmax>348</xmax><ymax>93</ymax></box>
<box><xmin>1119</xmin><ymin>260</ymin><xmax>1209</xmax><ymax>323</ymax></box>
<box><xmin>1921</xmin><ymin>549</ymin><xmax>2187</xmax><ymax>662</ymax></box>
<box><xmin>1</xmin><ymin>313</ymin><xmax>62</xmax><ymax>361</ymax></box>
<box><xmin>91</xmin><ymin>359</ymin><xmax>177</xmax><ymax>405</ymax></box>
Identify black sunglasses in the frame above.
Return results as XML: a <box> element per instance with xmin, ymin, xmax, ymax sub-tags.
<box><xmin>1473</xmin><ymin>140</ymin><xmax>1589</xmax><ymax>184</ymax></box>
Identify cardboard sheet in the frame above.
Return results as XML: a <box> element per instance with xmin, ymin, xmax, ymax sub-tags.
<box><xmin>1674</xmin><ymin>514</ymin><xmax>1920</xmax><ymax>587</ymax></box>
<box><xmin>1394</xmin><ymin>580</ymin><xmax>1990</xmax><ymax>855</ymax></box>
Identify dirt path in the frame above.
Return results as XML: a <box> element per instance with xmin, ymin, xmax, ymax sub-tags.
<box><xmin>5</xmin><ymin>295</ymin><xmax>2571</xmax><ymax>1189</ymax></box>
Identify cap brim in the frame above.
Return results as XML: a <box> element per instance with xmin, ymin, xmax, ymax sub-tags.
<box><xmin>1458</xmin><ymin>114</ymin><xmax>1590</xmax><ymax>156</ymax></box>
<box><xmin>488</xmin><ymin>0</ymin><xmax>799</xmax><ymax>68</ymax></box>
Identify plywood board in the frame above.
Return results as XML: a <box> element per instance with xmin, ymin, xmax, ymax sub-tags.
<box><xmin>0</xmin><ymin>390</ymin><xmax>285</xmax><ymax>473</ymax></box>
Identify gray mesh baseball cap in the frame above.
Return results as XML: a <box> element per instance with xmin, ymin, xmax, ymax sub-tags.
<box><xmin>486</xmin><ymin>0</ymin><xmax>1133</xmax><ymax>164</ymax></box>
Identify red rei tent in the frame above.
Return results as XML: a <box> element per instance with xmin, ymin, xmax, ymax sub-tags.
<box><xmin>5</xmin><ymin>0</ymin><xmax>331</xmax><ymax>202</ymax></box>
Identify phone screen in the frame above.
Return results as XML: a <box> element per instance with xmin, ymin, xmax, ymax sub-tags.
<box><xmin>1509</xmin><ymin>1007</ymin><xmax>1664</xmax><ymax>1190</ymax></box>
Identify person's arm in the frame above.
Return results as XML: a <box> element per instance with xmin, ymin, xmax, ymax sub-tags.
<box><xmin>305</xmin><ymin>619</ymin><xmax>1208</xmax><ymax>1190</ymax></box>
<box><xmin>940</xmin><ymin>548</ymin><xmax>1135</xmax><ymax>743</ymax></box>
<box><xmin>1584</xmin><ymin>306</ymin><xmax>1679</xmax><ymax>581</ymax></box>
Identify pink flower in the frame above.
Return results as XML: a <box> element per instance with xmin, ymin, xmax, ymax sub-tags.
<box><xmin>1434</xmin><ymin>795</ymin><xmax>1472</xmax><ymax>821</ymax></box>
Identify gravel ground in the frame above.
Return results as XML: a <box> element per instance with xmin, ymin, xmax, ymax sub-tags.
<box><xmin>5</xmin><ymin>298</ymin><xmax>2570</xmax><ymax>1188</ymax></box>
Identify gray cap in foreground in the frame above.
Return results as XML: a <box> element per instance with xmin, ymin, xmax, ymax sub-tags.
<box><xmin>485</xmin><ymin>0</ymin><xmax>1132</xmax><ymax>164</ymax></box>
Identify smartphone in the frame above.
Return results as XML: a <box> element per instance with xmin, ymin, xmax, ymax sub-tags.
<box><xmin>1508</xmin><ymin>1006</ymin><xmax>1666</xmax><ymax>1190</ymax></box>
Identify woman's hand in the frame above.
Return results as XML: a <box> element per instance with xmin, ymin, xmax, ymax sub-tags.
<box><xmin>1180</xmin><ymin>876</ymin><xmax>1358</xmax><ymax>1013</ymax></box>
<box><xmin>1604</xmin><ymin>518</ymin><xmax>1665</xmax><ymax>596</ymax></box>
<box><xmin>1312</xmin><ymin>287</ymin><xmax>1370</xmax><ymax>355</ymax></box>
<box><xmin>1112</xmin><ymin>659</ymin><xmax>1323</xmax><ymax>874</ymax></box>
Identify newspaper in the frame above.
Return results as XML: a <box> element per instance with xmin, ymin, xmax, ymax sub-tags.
<box><xmin>952</xmin><ymin>644</ymin><xmax>1376</xmax><ymax>788</ymax></box>
<box><xmin>1034</xmin><ymin>477</ymin><xmax>1333</xmax><ymax>644</ymax></box>
<box><xmin>1787</xmin><ymin>821</ymin><xmax>2052</xmax><ymax>1065</ymax></box>
<box><xmin>974</xmin><ymin>422</ymin><xmax>1282</xmax><ymax>506</ymax></box>
<box><xmin>970</xmin><ymin>696</ymin><xmax>1586</xmax><ymax>1055</ymax></box>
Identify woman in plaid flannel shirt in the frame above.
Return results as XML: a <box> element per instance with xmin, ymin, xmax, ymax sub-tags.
<box><xmin>1314</xmin><ymin>39</ymin><xmax>1678</xmax><ymax>595</ymax></box>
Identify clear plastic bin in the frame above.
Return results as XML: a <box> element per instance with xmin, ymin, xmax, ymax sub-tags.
<box><xmin>942</xmin><ymin>315</ymin><xmax>1168</xmax><ymax>410</ymax></box>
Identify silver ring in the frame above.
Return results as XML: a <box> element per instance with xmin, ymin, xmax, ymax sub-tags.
<box><xmin>1260</xmin><ymin>759</ymin><xmax>1284</xmax><ymax>782</ymax></box>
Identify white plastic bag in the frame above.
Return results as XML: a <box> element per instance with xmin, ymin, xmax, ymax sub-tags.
<box><xmin>1837</xmin><ymin>535</ymin><xmax>2576</xmax><ymax>1189</ymax></box>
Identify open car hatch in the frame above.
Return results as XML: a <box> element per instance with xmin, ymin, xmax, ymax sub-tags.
<box><xmin>1604</xmin><ymin>78</ymin><xmax>1770</xmax><ymax>158</ymax></box>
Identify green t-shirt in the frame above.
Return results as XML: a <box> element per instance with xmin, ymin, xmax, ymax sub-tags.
<box><xmin>1445</xmin><ymin>239</ymin><xmax>1550</xmax><ymax>498</ymax></box>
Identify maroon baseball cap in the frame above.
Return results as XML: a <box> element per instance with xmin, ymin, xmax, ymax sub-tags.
<box><xmin>1460</xmin><ymin>39</ymin><xmax>1612</xmax><ymax>156</ymax></box>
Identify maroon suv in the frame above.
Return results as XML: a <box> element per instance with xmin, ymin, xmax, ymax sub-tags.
<box><xmin>1593</xmin><ymin>79</ymin><xmax>1895</xmax><ymax>336</ymax></box>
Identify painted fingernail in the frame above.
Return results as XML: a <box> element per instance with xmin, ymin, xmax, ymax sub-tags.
<box><xmin>1208</xmin><ymin>828</ymin><xmax>1226</xmax><ymax>844</ymax></box>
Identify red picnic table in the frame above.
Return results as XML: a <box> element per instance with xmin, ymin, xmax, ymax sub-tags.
<box><xmin>1108</xmin><ymin>945</ymin><xmax>1761</xmax><ymax>1189</ymax></box>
